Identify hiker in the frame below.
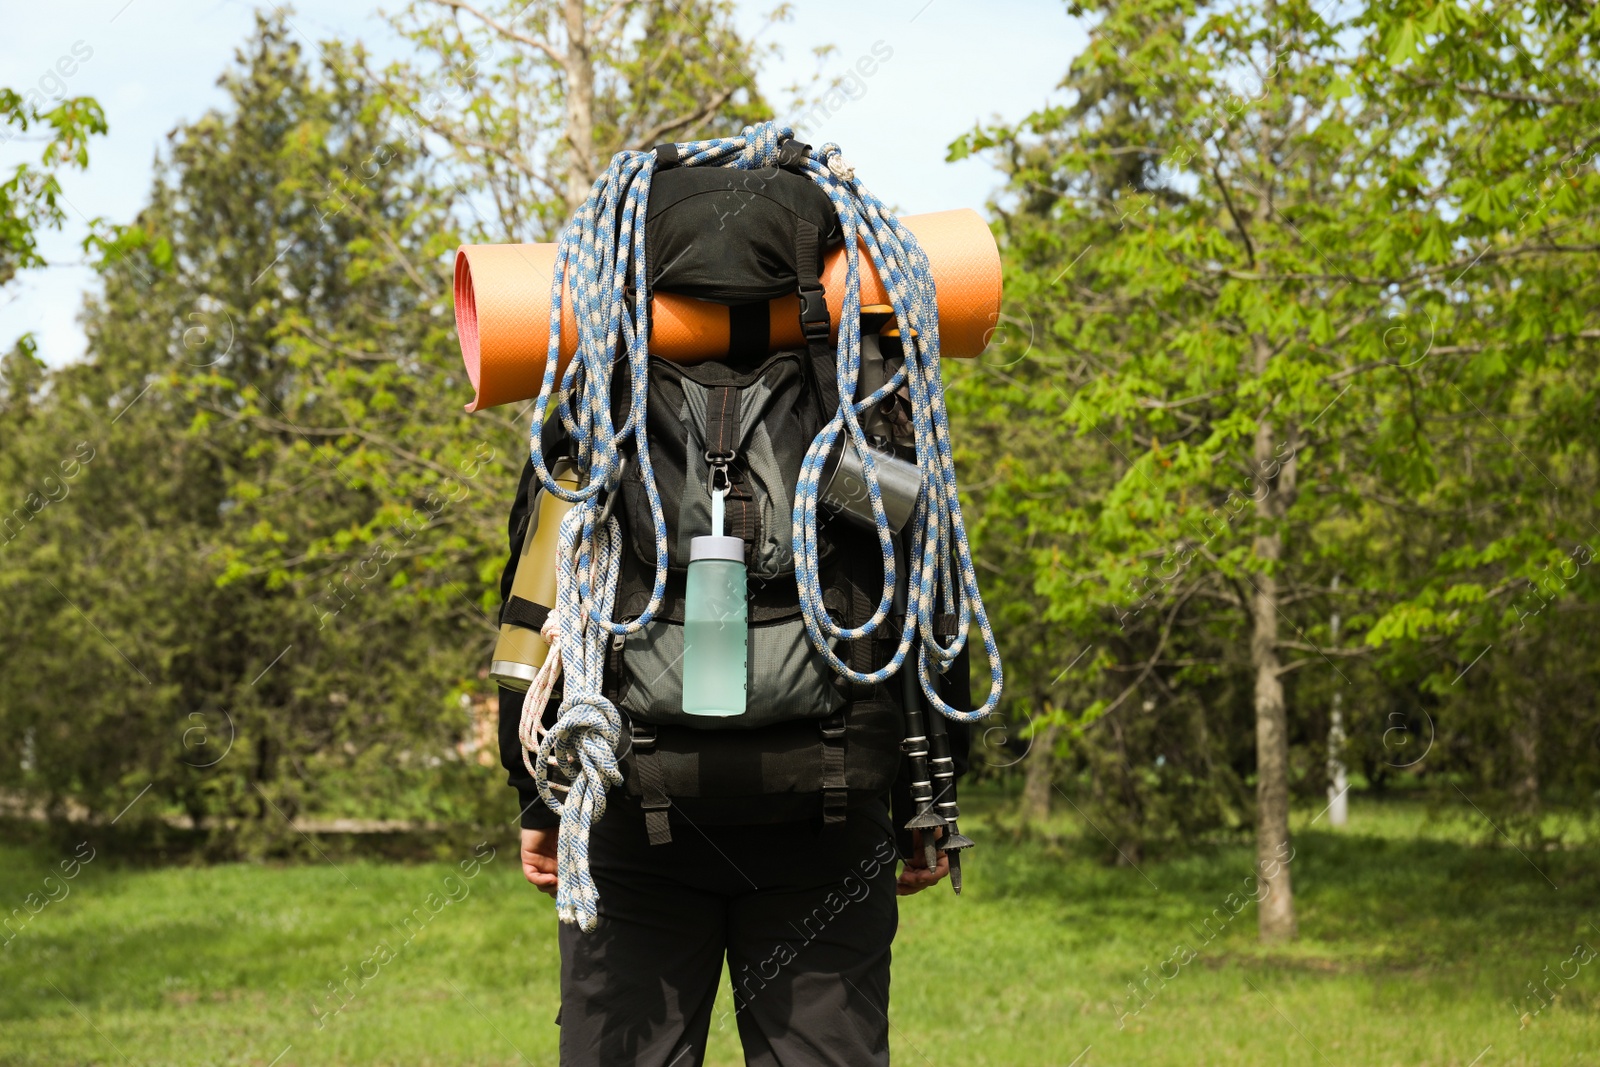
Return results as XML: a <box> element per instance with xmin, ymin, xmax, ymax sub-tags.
<box><xmin>474</xmin><ymin>122</ymin><xmax>1002</xmax><ymax>1066</ymax></box>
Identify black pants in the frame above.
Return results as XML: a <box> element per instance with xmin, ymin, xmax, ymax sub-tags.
<box><xmin>557</xmin><ymin>795</ymin><xmax>900</xmax><ymax>1066</ymax></box>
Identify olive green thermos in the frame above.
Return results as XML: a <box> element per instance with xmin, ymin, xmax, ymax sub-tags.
<box><xmin>490</xmin><ymin>460</ymin><xmax>579</xmax><ymax>690</ymax></box>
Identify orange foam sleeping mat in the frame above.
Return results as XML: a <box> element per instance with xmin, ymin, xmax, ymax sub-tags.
<box><xmin>453</xmin><ymin>208</ymin><xmax>1001</xmax><ymax>412</ymax></box>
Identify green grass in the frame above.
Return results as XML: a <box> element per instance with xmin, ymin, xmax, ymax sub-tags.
<box><xmin>2</xmin><ymin>796</ymin><xmax>1597</xmax><ymax>1066</ymax></box>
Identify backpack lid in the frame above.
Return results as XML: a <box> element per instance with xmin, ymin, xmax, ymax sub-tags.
<box><xmin>645</xmin><ymin>164</ymin><xmax>842</xmax><ymax>306</ymax></box>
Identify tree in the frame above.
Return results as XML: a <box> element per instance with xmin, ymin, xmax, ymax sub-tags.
<box><xmin>0</xmin><ymin>15</ymin><xmax>492</xmax><ymax>844</ymax></box>
<box><xmin>380</xmin><ymin>0</ymin><xmax>776</xmax><ymax>238</ymax></box>
<box><xmin>957</xmin><ymin>0</ymin><xmax>1600</xmax><ymax>940</ymax></box>
<box><xmin>0</xmin><ymin>77</ymin><xmax>105</xmax><ymax>821</ymax></box>
<box><xmin>0</xmin><ymin>4</ymin><xmax>780</xmax><ymax>846</ymax></box>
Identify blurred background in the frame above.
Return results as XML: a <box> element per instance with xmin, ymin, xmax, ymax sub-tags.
<box><xmin>2</xmin><ymin>1</ymin><xmax>1598</xmax><ymax>1064</ymax></box>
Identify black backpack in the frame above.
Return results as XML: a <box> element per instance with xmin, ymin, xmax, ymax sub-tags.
<box><xmin>500</xmin><ymin>150</ymin><xmax>969</xmax><ymax>841</ymax></box>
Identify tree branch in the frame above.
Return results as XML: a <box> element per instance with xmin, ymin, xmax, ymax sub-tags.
<box><xmin>429</xmin><ymin>0</ymin><xmax>565</xmax><ymax>65</ymax></box>
<box><xmin>626</xmin><ymin>84</ymin><xmax>738</xmax><ymax>154</ymax></box>
<box><xmin>290</xmin><ymin>322</ymin><xmax>398</xmax><ymax>363</ymax></box>
<box><xmin>1211</xmin><ymin>163</ymin><xmax>1256</xmax><ymax>268</ymax></box>
<box><xmin>1404</xmin><ymin>78</ymin><xmax>1591</xmax><ymax>108</ymax></box>
<box><xmin>1091</xmin><ymin>586</ymin><xmax>1196</xmax><ymax>722</ymax></box>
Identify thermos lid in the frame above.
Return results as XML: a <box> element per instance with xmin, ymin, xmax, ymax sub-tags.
<box><xmin>689</xmin><ymin>534</ymin><xmax>745</xmax><ymax>563</ymax></box>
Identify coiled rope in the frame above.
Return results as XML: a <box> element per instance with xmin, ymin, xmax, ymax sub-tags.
<box><xmin>529</xmin><ymin>506</ymin><xmax>624</xmax><ymax>928</ymax></box>
<box><xmin>528</xmin><ymin>121</ymin><xmax>1002</xmax><ymax>930</ymax></box>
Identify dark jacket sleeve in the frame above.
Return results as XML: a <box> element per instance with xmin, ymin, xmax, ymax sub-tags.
<box><xmin>499</xmin><ymin>686</ymin><xmax>561</xmax><ymax>830</ymax></box>
<box><xmin>496</xmin><ymin>445</ymin><xmax>563</xmax><ymax>831</ymax></box>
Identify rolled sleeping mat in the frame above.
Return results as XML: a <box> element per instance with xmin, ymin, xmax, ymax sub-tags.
<box><xmin>454</xmin><ymin>243</ymin><xmax>579</xmax><ymax>413</ymax></box>
<box><xmin>652</xmin><ymin>209</ymin><xmax>1001</xmax><ymax>363</ymax></box>
<box><xmin>454</xmin><ymin>209</ymin><xmax>1001</xmax><ymax>412</ymax></box>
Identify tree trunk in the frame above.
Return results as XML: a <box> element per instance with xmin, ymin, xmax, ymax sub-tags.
<box><xmin>1251</xmin><ymin>334</ymin><xmax>1298</xmax><ymax>943</ymax></box>
<box><xmin>1327</xmin><ymin>694</ymin><xmax>1349</xmax><ymax>828</ymax></box>
<box><xmin>1326</xmin><ymin>574</ymin><xmax>1348</xmax><ymax>828</ymax></box>
<box><xmin>1510</xmin><ymin>689</ymin><xmax>1541</xmax><ymax>817</ymax></box>
<box><xmin>1107</xmin><ymin>715</ymin><xmax>1144</xmax><ymax>865</ymax></box>
<box><xmin>1252</xmin><ymin>563</ymin><xmax>1296</xmax><ymax>941</ymax></box>
<box><xmin>1021</xmin><ymin>714</ymin><xmax>1060</xmax><ymax>825</ymax></box>
<box><xmin>561</xmin><ymin>0</ymin><xmax>596</xmax><ymax>212</ymax></box>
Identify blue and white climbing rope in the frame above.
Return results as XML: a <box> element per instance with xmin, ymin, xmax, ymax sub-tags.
<box><xmin>530</xmin><ymin>504</ymin><xmax>625</xmax><ymax>930</ymax></box>
<box><xmin>527</xmin><ymin>121</ymin><xmax>1003</xmax><ymax>930</ymax></box>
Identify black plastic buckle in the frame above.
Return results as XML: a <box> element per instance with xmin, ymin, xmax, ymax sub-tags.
<box><xmin>652</xmin><ymin>142</ymin><xmax>681</xmax><ymax>170</ymax></box>
<box><xmin>819</xmin><ymin>713</ymin><xmax>847</xmax><ymax>740</ymax></box>
<box><xmin>776</xmin><ymin>138</ymin><xmax>812</xmax><ymax>172</ymax></box>
<box><xmin>630</xmin><ymin>721</ymin><xmax>658</xmax><ymax>751</ymax></box>
<box><xmin>605</xmin><ymin>631</ymin><xmax>627</xmax><ymax>698</ymax></box>
<box><xmin>798</xmin><ymin>286</ymin><xmax>830</xmax><ymax>341</ymax></box>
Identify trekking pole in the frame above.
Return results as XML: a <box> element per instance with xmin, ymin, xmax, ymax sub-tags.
<box><xmin>901</xmin><ymin>666</ymin><xmax>945</xmax><ymax>874</ymax></box>
<box><xmin>924</xmin><ymin>706</ymin><xmax>974</xmax><ymax>894</ymax></box>
<box><xmin>893</xmin><ymin>534</ymin><xmax>946</xmax><ymax>874</ymax></box>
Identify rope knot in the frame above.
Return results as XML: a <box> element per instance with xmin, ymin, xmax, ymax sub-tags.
<box><xmin>536</xmin><ymin>692</ymin><xmax>624</xmax><ymax>931</ymax></box>
<box><xmin>541</xmin><ymin>697</ymin><xmax>623</xmax><ymax>787</ymax></box>
<box><xmin>517</xmin><ymin>613</ymin><xmax>565</xmax><ymax>769</ymax></box>
<box><xmin>819</xmin><ymin>143</ymin><xmax>854</xmax><ymax>181</ymax></box>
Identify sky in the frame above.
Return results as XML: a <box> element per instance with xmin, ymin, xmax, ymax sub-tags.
<box><xmin>0</xmin><ymin>0</ymin><xmax>1083</xmax><ymax>367</ymax></box>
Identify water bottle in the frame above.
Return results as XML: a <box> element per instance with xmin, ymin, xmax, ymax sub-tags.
<box><xmin>682</xmin><ymin>531</ymin><xmax>748</xmax><ymax>717</ymax></box>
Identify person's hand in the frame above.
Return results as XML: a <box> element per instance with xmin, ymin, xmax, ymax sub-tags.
<box><xmin>896</xmin><ymin>827</ymin><xmax>949</xmax><ymax>896</ymax></box>
<box><xmin>521</xmin><ymin>827</ymin><xmax>559</xmax><ymax>898</ymax></box>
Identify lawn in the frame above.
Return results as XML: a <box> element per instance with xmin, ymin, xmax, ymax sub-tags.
<box><xmin>2</xmin><ymin>795</ymin><xmax>1596</xmax><ymax>1066</ymax></box>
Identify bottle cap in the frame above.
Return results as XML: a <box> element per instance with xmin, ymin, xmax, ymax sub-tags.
<box><xmin>689</xmin><ymin>535</ymin><xmax>745</xmax><ymax>563</ymax></box>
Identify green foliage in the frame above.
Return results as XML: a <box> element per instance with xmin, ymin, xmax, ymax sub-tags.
<box><xmin>0</xmin><ymin>4</ymin><xmax>781</xmax><ymax>846</ymax></box>
<box><xmin>956</xmin><ymin>0</ymin><xmax>1600</xmax><ymax>846</ymax></box>
<box><xmin>1</xmin><ymin>15</ymin><xmax>502</xmax><ymax>846</ymax></box>
<box><xmin>0</xmin><ymin>80</ymin><xmax>107</xmax><ymax>285</ymax></box>
<box><xmin>7</xmin><ymin>0</ymin><xmax>1600</xmax><ymax>869</ymax></box>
